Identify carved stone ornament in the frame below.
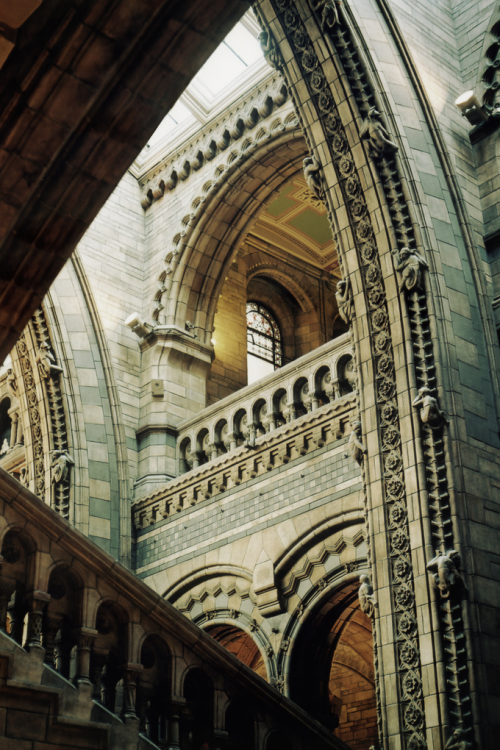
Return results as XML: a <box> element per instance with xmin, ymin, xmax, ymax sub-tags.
<box><xmin>258</xmin><ymin>26</ymin><xmax>282</xmax><ymax>70</ymax></box>
<box><xmin>426</xmin><ymin>550</ymin><xmax>467</xmax><ymax>598</ymax></box>
<box><xmin>50</xmin><ymin>450</ymin><xmax>74</xmax><ymax>485</ymax></box>
<box><xmin>344</xmin><ymin>421</ymin><xmax>367</xmax><ymax>466</ymax></box>
<box><xmin>392</xmin><ymin>247</ymin><xmax>429</xmax><ymax>294</ymax></box>
<box><xmin>358</xmin><ymin>574</ymin><xmax>377</xmax><ymax>619</ymax></box>
<box><xmin>19</xmin><ymin>466</ymin><xmax>29</xmax><ymax>486</ymax></box>
<box><xmin>6</xmin><ymin>369</ymin><xmax>17</xmax><ymax>397</ymax></box>
<box><xmin>335</xmin><ymin>277</ymin><xmax>354</xmax><ymax>324</ymax></box>
<box><xmin>444</xmin><ymin>728</ymin><xmax>473</xmax><ymax>750</ymax></box>
<box><xmin>359</xmin><ymin>106</ymin><xmax>398</xmax><ymax>159</ymax></box>
<box><xmin>412</xmin><ymin>387</ymin><xmax>448</xmax><ymax>430</ymax></box>
<box><xmin>313</xmin><ymin>0</ymin><xmax>342</xmax><ymax>31</ymax></box>
<box><xmin>0</xmin><ymin>439</ymin><xmax>8</xmax><ymax>456</ymax></box>
<box><xmin>35</xmin><ymin>342</ymin><xmax>63</xmax><ymax>380</ymax></box>
<box><xmin>303</xmin><ymin>155</ymin><xmax>323</xmax><ymax>199</ymax></box>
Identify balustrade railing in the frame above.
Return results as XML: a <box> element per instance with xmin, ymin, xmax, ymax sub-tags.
<box><xmin>133</xmin><ymin>335</ymin><xmax>356</xmax><ymax>530</ymax></box>
<box><xmin>0</xmin><ymin>468</ymin><xmax>346</xmax><ymax>750</ymax></box>
<box><xmin>178</xmin><ymin>333</ymin><xmax>353</xmax><ymax>472</ymax></box>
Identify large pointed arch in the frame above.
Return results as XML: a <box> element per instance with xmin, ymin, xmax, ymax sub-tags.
<box><xmin>154</xmin><ymin>124</ymin><xmax>309</xmax><ymax>343</ymax></box>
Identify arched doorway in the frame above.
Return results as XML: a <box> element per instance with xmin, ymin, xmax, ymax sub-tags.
<box><xmin>290</xmin><ymin>583</ymin><xmax>377</xmax><ymax>750</ymax></box>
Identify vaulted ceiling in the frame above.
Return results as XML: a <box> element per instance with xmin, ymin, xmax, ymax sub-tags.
<box><xmin>250</xmin><ymin>177</ymin><xmax>339</xmax><ymax>276</ymax></box>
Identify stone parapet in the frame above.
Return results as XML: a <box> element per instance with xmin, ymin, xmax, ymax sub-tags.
<box><xmin>133</xmin><ymin>388</ymin><xmax>357</xmax><ymax>530</ymax></box>
<box><xmin>0</xmin><ymin>466</ymin><xmax>348</xmax><ymax>750</ymax></box>
<box><xmin>176</xmin><ymin>333</ymin><xmax>354</xmax><ymax>471</ymax></box>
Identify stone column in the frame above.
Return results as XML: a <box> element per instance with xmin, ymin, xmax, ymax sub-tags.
<box><xmin>43</xmin><ymin>614</ymin><xmax>63</xmax><ymax>667</ymax></box>
<box><xmin>25</xmin><ymin>591</ymin><xmax>50</xmax><ymax>651</ymax></box>
<box><xmin>283</xmin><ymin>401</ymin><xmax>296</xmax><ymax>423</ymax></box>
<box><xmin>167</xmin><ymin>696</ymin><xmax>185</xmax><ymax>750</ymax></box>
<box><xmin>91</xmin><ymin>647</ymin><xmax>109</xmax><ymax>703</ymax></box>
<box><xmin>121</xmin><ymin>663</ymin><xmax>143</xmax><ymax>720</ymax></box>
<box><xmin>73</xmin><ymin>627</ymin><xmax>98</xmax><ymax>685</ymax></box>
<box><xmin>0</xmin><ymin>573</ymin><xmax>15</xmax><ymax>634</ymax></box>
<box><xmin>9</xmin><ymin>412</ymin><xmax>18</xmax><ymax>449</ymax></box>
<box><xmin>224</xmin><ymin>432</ymin><xmax>237</xmax><ymax>452</ymax></box>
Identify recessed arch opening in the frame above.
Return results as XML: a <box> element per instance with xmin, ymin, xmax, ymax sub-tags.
<box><xmin>206</xmin><ymin>623</ymin><xmax>267</xmax><ymax>680</ymax></box>
<box><xmin>202</xmin><ymin>157</ymin><xmax>346</xmax><ymax>404</ymax></box>
<box><xmin>290</xmin><ymin>583</ymin><xmax>378</xmax><ymax>750</ymax></box>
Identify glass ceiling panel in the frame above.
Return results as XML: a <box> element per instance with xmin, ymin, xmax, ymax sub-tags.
<box><xmin>224</xmin><ymin>23</ymin><xmax>263</xmax><ymax>66</ymax></box>
<box><xmin>192</xmin><ymin>23</ymin><xmax>262</xmax><ymax>97</ymax></box>
<box><xmin>147</xmin><ymin>101</ymin><xmax>194</xmax><ymax>148</ymax></box>
<box><xmin>141</xmin><ymin>12</ymin><xmax>265</xmax><ymax>155</ymax></box>
<box><xmin>192</xmin><ymin>44</ymin><xmax>247</xmax><ymax>97</ymax></box>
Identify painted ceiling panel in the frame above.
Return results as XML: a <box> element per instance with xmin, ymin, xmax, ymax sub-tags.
<box><xmin>251</xmin><ymin>177</ymin><xmax>338</xmax><ymax>273</ymax></box>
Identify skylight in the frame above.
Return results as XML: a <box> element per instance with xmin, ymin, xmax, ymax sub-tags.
<box><xmin>138</xmin><ymin>10</ymin><xmax>266</xmax><ymax>162</ymax></box>
<box><xmin>192</xmin><ymin>24</ymin><xmax>263</xmax><ymax>97</ymax></box>
<box><xmin>147</xmin><ymin>101</ymin><xmax>194</xmax><ymax>148</ymax></box>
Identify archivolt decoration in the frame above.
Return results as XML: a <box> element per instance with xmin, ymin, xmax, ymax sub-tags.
<box><xmin>322</xmin><ymin>1</ymin><xmax>472</xmax><ymax>740</ymax></box>
<box><xmin>255</xmin><ymin>0</ymin><xmax>473</xmax><ymax>746</ymax></box>
<box><xmin>13</xmin><ymin>307</ymin><xmax>72</xmax><ymax>520</ymax></box>
<box><xmin>140</xmin><ymin>75</ymin><xmax>290</xmax><ymax>210</ymax></box>
<box><xmin>252</xmin><ymin>0</ymin><xmax>476</xmax><ymax>746</ymax></box>
<box><xmin>150</xmin><ymin>115</ymin><xmax>301</xmax><ymax>327</ymax></box>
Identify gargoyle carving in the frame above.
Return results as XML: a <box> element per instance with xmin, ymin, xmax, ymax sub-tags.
<box><xmin>412</xmin><ymin>387</ymin><xmax>448</xmax><ymax>430</ymax></box>
<box><xmin>258</xmin><ymin>27</ymin><xmax>281</xmax><ymax>70</ymax></box>
<box><xmin>444</xmin><ymin>728</ymin><xmax>472</xmax><ymax>750</ymax></box>
<box><xmin>392</xmin><ymin>246</ymin><xmax>428</xmax><ymax>293</ymax></box>
<box><xmin>360</xmin><ymin>106</ymin><xmax>398</xmax><ymax>159</ymax></box>
<box><xmin>358</xmin><ymin>574</ymin><xmax>377</xmax><ymax>618</ymax></box>
<box><xmin>303</xmin><ymin>155</ymin><xmax>323</xmax><ymax>200</ymax></box>
<box><xmin>426</xmin><ymin>550</ymin><xmax>467</xmax><ymax>598</ymax></box>
<box><xmin>335</xmin><ymin>277</ymin><xmax>354</xmax><ymax>324</ymax></box>
<box><xmin>50</xmin><ymin>450</ymin><xmax>74</xmax><ymax>485</ymax></box>
<box><xmin>345</xmin><ymin>421</ymin><xmax>367</xmax><ymax>465</ymax></box>
<box><xmin>36</xmin><ymin>342</ymin><xmax>63</xmax><ymax>380</ymax></box>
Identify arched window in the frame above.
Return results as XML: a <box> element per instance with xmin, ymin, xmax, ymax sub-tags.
<box><xmin>246</xmin><ymin>302</ymin><xmax>282</xmax><ymax>384</ymax></box>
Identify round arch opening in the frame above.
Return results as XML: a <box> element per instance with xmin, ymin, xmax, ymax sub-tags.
<box><xmin>290</xmin><ymin>583</ymin><xmax>378</xmax><ymax>750</ymax></box>
<box><xmin>206</xmin><ymin>624</ymin><xmax>267</xmax><ymax>680</ymax></box>
<box><xmin>206</xmin><ymin>167</ymin><xmax>348</xmax><ymax>404</ymax></box>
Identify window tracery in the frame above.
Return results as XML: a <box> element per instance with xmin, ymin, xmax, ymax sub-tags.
<box><xmin>246</xmin><ymin>302</ymin><xmax>283</xmax><ymax>373</ymax></box>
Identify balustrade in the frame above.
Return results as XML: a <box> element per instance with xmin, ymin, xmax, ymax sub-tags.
<box><xmin>0</xmin><ymin>467</ymin><xmax>348</xmax><ymax>750</ymax></box>
<box><xmin>178</xmin><ymin>334</ymin><xmax>353</xmax><ymax>475</ymax></box>
<box><xmin>133</xmin><ymin>336</ymin><xmax>356</xmax><ymax>530</ymax></box>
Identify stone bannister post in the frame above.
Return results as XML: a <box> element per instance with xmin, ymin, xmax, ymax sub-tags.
<box><xmin>73</xmin><ymin>627</ymin><xmax>98</xmax><ymax>686</ymax></box>
<box><xmin>167</xmin><ymin>695</ymin><xmax>185</xmax><ymax>750</ymax></box>
<box><xmin>43</xmin><ymin>613</ymin><xmax>63</xmax><ymax>667</ymax></box>
<box><xmin>91</xmin><ymin>646</ymin><xmax>109</xmax><ymax>703</ymax></box>
<box><xmin>25</xmin><ymin>590</ymin><xmax>50</xmax><ymax>651</ymax></box>
<box><xmin>121</xmin><ymin>662</ymin><xmax>143</xmax><ymax>720</ymax></box>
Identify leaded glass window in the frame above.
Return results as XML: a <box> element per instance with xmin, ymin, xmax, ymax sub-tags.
<box><xmin>246</xmin><ymin>303</ymin><xmax>282</xmax><ymax>384</ymax></box>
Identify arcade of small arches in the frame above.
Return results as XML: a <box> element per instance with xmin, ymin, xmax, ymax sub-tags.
<box><xmin>0</xmin><ymin>517</ymin><xmax>377</xmax><ymax>750</ymax></box>
<box><xmin>178</xmin><ymin>348</ymin><xmax>355</xmax><ymax>473</ymax></box>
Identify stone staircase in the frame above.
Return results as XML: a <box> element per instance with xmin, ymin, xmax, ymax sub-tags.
<box><xmin>0</xmin><ymin>467</ymin><xmax>350</xmax><ymax>750</ymax></box>
<box><xmin>0</xmin><ymin>629</ymin><xmax>157</xmax><ymax>750</ymax></box>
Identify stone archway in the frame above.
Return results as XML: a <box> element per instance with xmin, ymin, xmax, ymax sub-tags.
<box><xmin>249</xmin><ymin>1</ymin><xmax>476</xmax><ymax>748</ymax></box>
<box><xmin>288</xmin><ymin>582</ymin><xmax>377</xmax><ymax>750</ymax></box>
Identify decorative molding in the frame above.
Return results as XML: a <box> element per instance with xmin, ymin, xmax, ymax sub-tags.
<box><xmin>258</xmin><ymin>0</ymin><xmax>429</xmax><ymax>745</ymax></box>
<box><xmin>132</xmin><ymin>392</ymin><xmax>356</xmax><ymax>529</ymax></box>
<box><xmin>31</xmin><ymin>308</ymin><xmax>71</xmax><ymax>519</ymax></box>
<box><xmin>139</xmin><ymin>73</ymin><xmax>292</xmax><ymax>210</ymax></box>
<box><xmin>304</xmin><ymin>0</ymin><xmax>474</xmax><ymax>741</ymax></box>
<box><xmin>150</xmin><ymin>117</ymin><xmax>301</xmax><ymax>325</ymax></box>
